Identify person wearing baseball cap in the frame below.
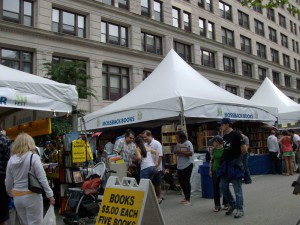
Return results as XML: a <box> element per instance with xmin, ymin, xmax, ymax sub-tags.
<box><xmin>218</xmin><ymin>117</ymin><xmax>247</xmax><ymax>219</ymax></box>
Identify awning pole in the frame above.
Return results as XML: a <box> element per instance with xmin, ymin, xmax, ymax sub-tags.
<box><xmin>179</xmin><ymin>96</ymin><xmax>188</xmax><ymax>138</ymax></box>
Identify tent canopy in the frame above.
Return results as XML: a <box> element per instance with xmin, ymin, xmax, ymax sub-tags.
<box><xmin>83</xmin><ymin>50</ymin><xmax>278</xmax><ymax>130</ymax></box>
<box><xmin>0</xmin><ymin>64</ymin><xmax>78</xmax><ymax>128</ymax></box>
<box><xmin>250</xmin><ymin>77</ymin><xmax>300</xmax><ymax>124</ymax></box>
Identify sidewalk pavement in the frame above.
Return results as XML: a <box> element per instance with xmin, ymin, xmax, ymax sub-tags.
<box><xmin>56</xmin><ymin>174</ymin><xmax>300</xmax><ymax>225</ymax></box>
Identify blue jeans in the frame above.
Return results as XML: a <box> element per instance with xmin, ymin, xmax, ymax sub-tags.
<box><xmin>220</xmin><ymin>176</ymin><xmax>244</xmax><ymax>210</ymax></box>
<box><xmin>140</xmin><ymin>166</ymin><xmax>155</xmax><ymax>180</ymax></box>
<box><xmin>242</xmin><ymin>153</ymin><xmax>251</xmax><ymax>183</ymax></box>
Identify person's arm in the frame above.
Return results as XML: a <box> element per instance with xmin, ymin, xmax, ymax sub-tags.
<box><xmin>113</xmin><ymin>139</ymin><xmax>121</xmax><ymax>154</ymax></box>
<box><xmin>5</xmin><ymin>161</ymin><xmax>13</xmax><ymax>197</ymax></box>
<box><xmin>135</xmin><ymin>147</ymin><xmax>142</xmax><ymax>161</ymax></box>
<box><xmin>209</xmin><ymin>156</ymin><xmax>214</xmax><ymax>177</ymax></box>
<box><xmin>241</xmin><ymin>144</ymin><xmax>248</xmax><ymax>155</ymax></box>
<box><xmin>150</xmin><ymin>148</ymin><xmax>159</xmax><ymax>167</ymax></box>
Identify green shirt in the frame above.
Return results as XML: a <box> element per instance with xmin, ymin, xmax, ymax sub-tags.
<box><xmin>212</xmin><ymin>147</ymin><xmax>224</xmax><ymax>172</ymax></box>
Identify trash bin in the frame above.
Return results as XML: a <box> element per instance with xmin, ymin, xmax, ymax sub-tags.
<box><xmin>199</xmin><ymin>162</ymin><xmax>214</xmax><ymax>199</ymax></box>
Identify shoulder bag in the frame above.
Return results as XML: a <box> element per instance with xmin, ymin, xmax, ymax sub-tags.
<box><xmin>28</xmin><ymin>153</ymin><xmax>44</xmax><ymax>194</ymax></box>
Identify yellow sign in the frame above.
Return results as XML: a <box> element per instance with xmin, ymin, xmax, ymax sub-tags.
<box><xmin>72</xmin><ymin>140</ymin><xmax>93</xmax><ymax>163</ymax></box>
<box><xmin>96</xmin><ymin>188</ymin><xmax>145</xmax><ymax>225</ymax></box>
<box><xmin>6</xmin><ymin>118</ymin><xmax>51</xmax><ymax>140</ymax></box>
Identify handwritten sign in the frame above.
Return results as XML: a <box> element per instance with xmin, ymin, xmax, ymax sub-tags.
<box><xmin>72</xmin><ymin>140</ymin><xmax>93</xmax><ymax>163</ymax></box>
<box><xmin>96</xmin><ymin>188</ymin><xmax>144</xmax><ymax>225</ymax></box>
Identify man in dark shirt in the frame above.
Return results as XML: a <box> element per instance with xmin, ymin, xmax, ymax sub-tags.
<box><xmin>0</xmin><ymin>131</ymin><xmax>11</xmax><ymax>225</ymax></box>
<box><xmin>219</xmin><ymin>118</ymin><xmax>247</xmax><ymax>219</ymax></box>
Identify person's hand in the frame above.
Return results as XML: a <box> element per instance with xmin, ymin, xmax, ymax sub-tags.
<box><xmin>49</xmin><ymin>196</ymin><xmax>55</xmax><ymax>205</ymax></box>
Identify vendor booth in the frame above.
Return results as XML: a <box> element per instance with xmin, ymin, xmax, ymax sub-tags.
<box><xmin>250</xmin><ymin>77</ymin><xmax>300</xmax><ymax>125</ymax></box>
<box><xmin>82</xmin><ymin>50</ymin><xmax>278</xmax><ymax>131</ymax></box>
<box><xmin>0</xmin><ymin>64</ymin><xmax>78</xmax><ymax>129</ymax></box>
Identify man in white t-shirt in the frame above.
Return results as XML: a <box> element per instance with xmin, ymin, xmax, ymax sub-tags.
<box><xmin>142</xmin><ymin>130</ymin><xmax>163</xmax><ymax>203</ymax></box>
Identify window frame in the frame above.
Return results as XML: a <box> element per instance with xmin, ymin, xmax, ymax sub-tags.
<box><xmin>267</xmin><ymin>8</ymin><xmax>275</xmax><ymax>22</ymax></box>
<box><xmin>174</xmin><ymin>41</ymin><xmax>192</xmax><ymax>62</ymax></box>
<box><xmin>242</xmin><ymin>61</ymin><xmax>252</xmax><ymax>78</ymax></box>
<box><xmin>141</xmin><ymin>0</ymin><xmax>150</xmax><ymax>17</ymax></box>
<box><xmin>223</xmin><ymin>56</ymin><xmax>235</xmax><ymax>73</ymax></box>
<box><xmin>102</xmin><ymin>64</ymin><xmax>130</xmax><ymax>101</ymax></box>
<box><xmin>272</xmin><ymin>71</ymin><xmax>280</xmax><ymax>85</ymax></box>
<box><xmin>101</xmin><ymin>21</ymin><xmax>128</xmax><ymax>47</ymax></box>
<box><xmin>153</xmin><ymin>0</ymin><xmax>163</xmax><ymax>22</ymax></box>
<box><xmin>258</xmin><ymin>67</ymin><xmax>267</xmax><ymax>81</ymax></box>
<box><xmin>219</xmin><ymin>1</ymin><xmax>232</xmax><ymax>21</ymax></box>
<box><xmin>199</xmin><ymin>17</ymin><xmax>206</xmax><ymax>37</ymax></box>
<box><xmin>183</xmin><ymin>11</ymin><xmax>191</xmax><ymax>32</ymax></box>
<box><xmin>238</xmin><ymin>10</ymin><xmax>249</xmax><ymax>29</ymax></box>
<box><xmin>118</xmin><ymin>0</ymin><xmax>129</xmax><ymax>10</ymax></box>
<box><xmin>268</xmin><ymin>27</ymin><xmax>277</xmax><ymax>43</ymax></box>
<box><xmin>221</xmin><ymin>27</ymin><xmax>234</xmax><ymax>47</ymax></box>
<box><xmin>281</xmin><ymin>33</ymin><xmax>289</xmax><ymax>48</ymax></box>
<box><xmin>141</xmin><ymin>31</ymin><xmax>162</xmax><ymax>55</ymax></box>
<box><xmin>271</xmin><ymin>48</ymin><xmax>279</xmax><ymax>63</ymax></box>
<box><xmin>244</xmin><ymin>89</ymin><xmax>254</xmax><ymax>99</ymax></box>
<box><xmin>240</xmin><ymin>35</ymin><xmax>251</xmax><ymax>54</ymax></box>
<box><xmin>284</xmin><ymin>74</ymin><xmax>291</xmax><ymax>87</ymax></box>
<box><xmin>172</xmin><ymin>7</ymin><xmax>180</xmax><ymax>28</ymax></box>
<box><xmin>283</xmin><ymin>54</ymin><xmax>290</xmax><ymax>68</ymax></box>
<box><xmin>201</xmin><ymin>49</ymin><xmax>215</xmax><ymax>68</ymax></box>
<box><xmin>256</xmin><ymin>42</ymin><xmax>266</xmax><ymax>59</ymax></box>
<box><xmin>279</xmin><ymin>13</ymin><xmax>286</xmax><ymax>28</ymax></box>
<box><xmin>225</xmin><ymin>85</ymin><xmax>237</xmax><ymax>95</ymax></box>
<box><xmin>254</xmin><ymin>19</ymin><xmax>265</xmax><ymax>36</ymax></box>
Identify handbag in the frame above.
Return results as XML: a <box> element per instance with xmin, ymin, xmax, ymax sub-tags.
<box><xmin>28</xmin><ymin>154</ymin><xmax>44</xmax><ymax>194</ymax></box>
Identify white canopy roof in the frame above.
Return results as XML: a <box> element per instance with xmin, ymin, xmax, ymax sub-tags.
<box><xmin>83</xmin><ymin>50</ymin><xmax>278</xmax><ymax>130</ymax></box>
<box><xmin>0</xmin><ymin>64</ymin><xmax>78</xmax><ymax>128</ymax></box>
<box><xmin>250</xmin><ymin>77</ymin><xmax>300</xmax><ymax>124</ymax></box>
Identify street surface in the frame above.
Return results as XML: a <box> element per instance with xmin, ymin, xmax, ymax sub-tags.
<box><xmin>57</xmin><ymin>174</ymin><xmax>300</xmax><ymax>225</ymax></box>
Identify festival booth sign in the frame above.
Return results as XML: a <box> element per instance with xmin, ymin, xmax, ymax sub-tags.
<box><xmin>83</xmin><ymin>50</ymin><xmax>278</xmax><ymax>131</ymax></box>
<box><xmin>0</xmin><ymin>64</ymin><xmax>78</xmax><ymax>129</ymax></box>
<box><xmin>250</xmin><ymin>77</ymin><xmax>300</xmax><ymax>125</ymax></box>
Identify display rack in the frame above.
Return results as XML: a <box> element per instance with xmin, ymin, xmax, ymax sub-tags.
<box><xmin>244</xmin><ymin>127</ymin><xmax>269</xmax><ymax>154</ymax></box>
<box><xmin>161</xmin><ymin>123</ymin><xmax>177</xmax><ymax>167</ymax></box>
<box><xmin>196</xmin><ymin>124</ymin><xmax>220</xmax><ymax>152</ymax></box>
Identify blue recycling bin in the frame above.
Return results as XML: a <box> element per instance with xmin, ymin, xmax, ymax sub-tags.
<box><xmin>199</xmin><ymin>162</ymin><xmax>214</xmax><ymax>199</ymax></box>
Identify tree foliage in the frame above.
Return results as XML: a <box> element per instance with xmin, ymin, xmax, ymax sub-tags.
<box><xmin>43</xmin><ymin>61</ymin><xmax>95</xmax><ymax>99</ymax></box>
<box><xmin>241</xmin><ymin>0</ymin><xmax>300</xmax><ymax>14</ymax></box>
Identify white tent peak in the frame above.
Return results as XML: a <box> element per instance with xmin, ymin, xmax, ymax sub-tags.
<box><xmin>250</xmin><ymin>77</ymin><xmax>300</xmax><ymax>124</ymax></box>
<box><xmin>83</xmin><ymin>50</ymin><xmax>278</xmax><ymax>130</ymax></box>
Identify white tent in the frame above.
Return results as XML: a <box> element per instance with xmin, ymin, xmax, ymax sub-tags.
<box><xmin>0</xmin><ymin>64</ymin><xmax>78</xmax><ymax>128</ymax></box>
<box><xmin>83</xmin><ymin>50</ymin><xmax>278</xmax><ymax>130</ymax></box>
<box><xmin>250</xmin><ymin>77</ymin><xmax>300</xmax><ymax>124</ymax></box>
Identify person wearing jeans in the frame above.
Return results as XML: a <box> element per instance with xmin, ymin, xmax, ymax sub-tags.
<box><xmin>175</xmin><ymin>131</ymin><xmax>194</xmax><ymax>206</ymax></box>
<box><xmin>219</xmin><ymin>118</ymin><xmax>247</xmax><ymax>219</ymax></box>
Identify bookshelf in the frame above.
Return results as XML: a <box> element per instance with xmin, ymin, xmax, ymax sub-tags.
<box><xmin>161</xmin><ymin>124</ymin><xmax>177</xmax><ymax>167</ymax></box>
<box><xmin>243</xmin><ymin>128</ymin><xmax>269</xmax><ymax>154</ymax></box>
<box><xmin>196</xmin><ymin>124</ymin><xmax>221</xmax><ymax>152</ymax></box>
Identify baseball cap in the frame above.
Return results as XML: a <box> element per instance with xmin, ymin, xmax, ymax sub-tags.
<box><xmin>218</xmin><ymin>117</ymin><xmax>232</xmax><ymax>125</ymax></box>
<box><xmin>45</xmin><ymin>140</ymin><xmax>51</xmax><ymax>146</ymax></box>
<box><xmin>209</xmin><ymin>135</ymin><xmax>223</xmax><ymax>144</ymax></box>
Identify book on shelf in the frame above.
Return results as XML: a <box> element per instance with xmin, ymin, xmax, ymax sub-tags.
<box><xmin>73</xmin><ymin>171</ymin><xmax>83</xmax><ymax>183</ymax></box>
<box><xmin>65</xmin><ymin>168</ymin><xmax>72</xmax><ymax>183</ymax></box>
<box><xmin>63</xmin><ymin>132</ymin><xmax>80</xmax><ymax>151</ymax></box>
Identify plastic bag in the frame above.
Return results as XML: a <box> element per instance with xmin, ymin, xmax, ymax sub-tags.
<box><xmin>42</xmin><ymin>205</ymin><xmax>56</xmax><ymax>225</ymax></box>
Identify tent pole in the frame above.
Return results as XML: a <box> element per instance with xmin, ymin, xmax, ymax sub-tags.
<box><xmin>179</xmin><ymin>96</ymin><xmax>188</xmax><ymax>138</ymax></box>
<box><xmin>79</xmin><ymin>112</ymin><xmax>89</xmax><ymax>176</ymax></box>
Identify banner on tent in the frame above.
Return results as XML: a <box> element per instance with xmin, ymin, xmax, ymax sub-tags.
<box><xmin>6</xmin><ymin>118</ymin><xmax>51</xmax><ymax>140</ymax></box>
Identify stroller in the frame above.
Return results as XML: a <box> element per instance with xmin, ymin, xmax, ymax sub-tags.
<box><xmin>63</xmin><ymin>162</ymin><xmax>111</xmax><ymax>225</ymax></box>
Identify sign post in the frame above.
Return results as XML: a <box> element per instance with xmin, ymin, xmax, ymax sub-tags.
<box><xmin>96</xmin><ymin>176</ymin><xmax>165</xmax><ymax>225</ymax></box>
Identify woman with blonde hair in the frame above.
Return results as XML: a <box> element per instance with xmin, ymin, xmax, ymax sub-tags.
<box><xmin>5</xmin><ymin>133</ymin><xmax>55</xmax><ymax>225</ymax></box>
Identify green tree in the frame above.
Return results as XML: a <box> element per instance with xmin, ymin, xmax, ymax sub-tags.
<box><xmin>241</xmin><ymin>0</ymin><xmax>300</xmax><ymax>14</ymax></box>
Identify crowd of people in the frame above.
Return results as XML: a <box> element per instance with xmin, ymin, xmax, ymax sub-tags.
<box><xmin>1</xmin><ymin>118</ymin><xmax>300</xmax><ymax>224</ymax></box>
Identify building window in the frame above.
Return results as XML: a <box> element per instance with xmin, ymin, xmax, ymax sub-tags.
<box><xmin>101</xmin><ymin>21</ymin><xmax>127</xmax><ymax>47</ymax></box>
<box><xmin>52</xmin><ymin>8</ymin><xmax>85</xmax><ymax>38</ymax></box>
<box><xmin>242</xmin><ymin>62</ymin><xmax>252</xmax><ymax>78</ymax></box>
<box><xmin>201</xmin><ymin>49</ymin><xmax>215</xmax><ymax>68</ymax></box>
<box><xmin>221</xmin><ymin>27</ymin><xmax>234</xmax><ymax>47</ymax></box>
<box><xmin>284</xmin><ymin>74</ymin><xmax>291</xmax><ymax>87</ymax></box>
<box><xmin>279</xmin><ymin>13</ymin><xmax>286</xmax><ymax>28</ymax></box>
<box><xmin>299</xmin><ymin>60</ymin><xmax>300</xmax><ymax>72</ymax></box>
<box><xmin>119</xmin><ymin>0</ymin><xmax>129</xmax><ymax>10</ymax></box>
<box><xmin>141</xmin><ymin>0</ymin><xmax>150</xmax><ymax>17</ymax></box>
<box><xmin>290</xmin><ymin>21</ymin><xmax>297</xmax><ymax>35</ymax></box>
<box><xmin>223</xmin><ymin>56</ymin><xmax>235</xmax><ymax>73</ymax></box>
<box><xmin>296</xmin><ymin>42</ymin><xmax>299</xmax><ymax>54</ymax></box>
<box><xmin>172</xmin><ymin>7</ymin><xmax>180</xmax><ymax>28</ymax></box>
<box><xmin>253</xmin><ymin>4</ymin><xmax>262</xmax><ymax>13</ymax></box>
<box><xmin>141</xmin><ymin>32</ymin><xmax>162</xmax><ymax>55</ymax></box>
<box><xmin>206</xmin><ymin>0</ymin><xmax>213</xmax><ymax>12</ymax></box>
<box><xmin>238</xmin><ymin>10</ymin><xmax>249</xmax><ymax>29</ymax></box>
<box><xmin>256</xmin><ymin>42</ymin><xmax>266</xmax><ymax>59</ymax></box>
<box><xmin>102</xmin><ymin>64</ymin><xmax>129</xmax><ymax>101</ymax></box>
<box><xmin>207</xmin><ymin>22</ymin><xmax>215</xmax><ymax>40</ymax></box>
<box><xmin>268</xmin><ymin>27</ymin><xmax>277</xmax><ymax>43</ymax></box>
<box><xmin>281</xmin><ymin>33</ymin><xmax>288</xmax><ymax>48</ymax></box>
<box><xmin>254</xmin><ymin>19</ymin><xmax>264</xmax><ymax>36</ymax></box>
<box><xmin>154</xmin><ymin>1</ymin><xmax>162</xmax><ymax>22</ymax></box>
<box><xmin>267</xmin><ymin>8</ymin><xmax>275</xmax><ymax>21</ymax></box>
<box><xmin>258</xmin><ymin>67</ymin><xmax>267</xmax><ymax>81</ymax></box>
<box><xmin>244</xmin><ymin>89</ymin><xmax>254</xmax><ymax>99</ymax></box>
<box><xmin>271</xmin><ymin>48</ymin><xmax>279</xmax><ymax>63</ymax></box>
<box><xmin>1</xmin><ymin>0</ymin><xmax>33</xmax><ymax>26</ymax></box>
<box><xmin>294</xmin><ymin>58</ymin><xmax>298</xmax><ymax>71</ymax></box>
<box><xmin>219</xmin><ymin>1</ymin><xmax>232</xmax><ymax>20</ymax></box>
<box><xmin>174</xmin><ymin>41</ymin><xmax>191</xmax><ymax>62</ymax></box>
<box><xmin>283</xmin><ymin>54</ymin><xmax>290</xmax><ymax>68</ymax></box>
<box><xmin>52</xmin><ymin>56</ymin><xmax>87</xmax><ymax>98</ymax></box>
<box><xmin>297</xmin><ymin>79</ymin><xmax>300</xmax><ymax>89</ymax></box>
<box><xmin>240</xmin><ymin>35</ymin><xmax>251</xmax><ymax>54</ymax></box>
<box><xmin>225</xmin><ymin>85</ymin><xmax>237</xmax><ymax>95</ymax></box>
<box><xmin>0</xmin><ymin>47</ymin><xmax>33</xmax><ymax>73</ymax></box>
<box><xmin>199</xmin><ymin>18</ymin><xmax>206</xmax><ymax>37</ymax></box>
<box><xmin>103</xmin><ymin>0</ymin><xmax>114</xmax><ymax>5</ymax></box>
<box><xmin>143</xmin><ymin>70</ymin><xmax>152</xmax><ymax>80</ymax></box>
<box><xmin>198</xmin><ymin>0</ymin><xmax>204</xmax><ymax>8</ymax></box>
<box><xmin>272</xmin><ymin>71</ymin><xmax>280</xmax><ymax>85</ymax></box>
<box><xmin>183</xmin><ymin>11</ymin><xmax>191</xmax><ymax>32</ymax></box>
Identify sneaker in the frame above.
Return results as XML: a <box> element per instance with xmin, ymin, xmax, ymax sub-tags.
<box><xmin>183</xmin><ymin>201</ymin><xmax>192</xmax><ymax>206</ymax></box>
<box><xmin>180</xmin><ymin>199</ymin><xmax>187</xmax><ymax>204</ymax></box>
<box><xmin>225</xmin><ymin>205</ymin><xmax>235</xmax><ymax>215</ymax></box>
<box><xmin>234</xmin><ymin>210</ymin><xmax>244</xmax><ymax>218</ymax></box>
